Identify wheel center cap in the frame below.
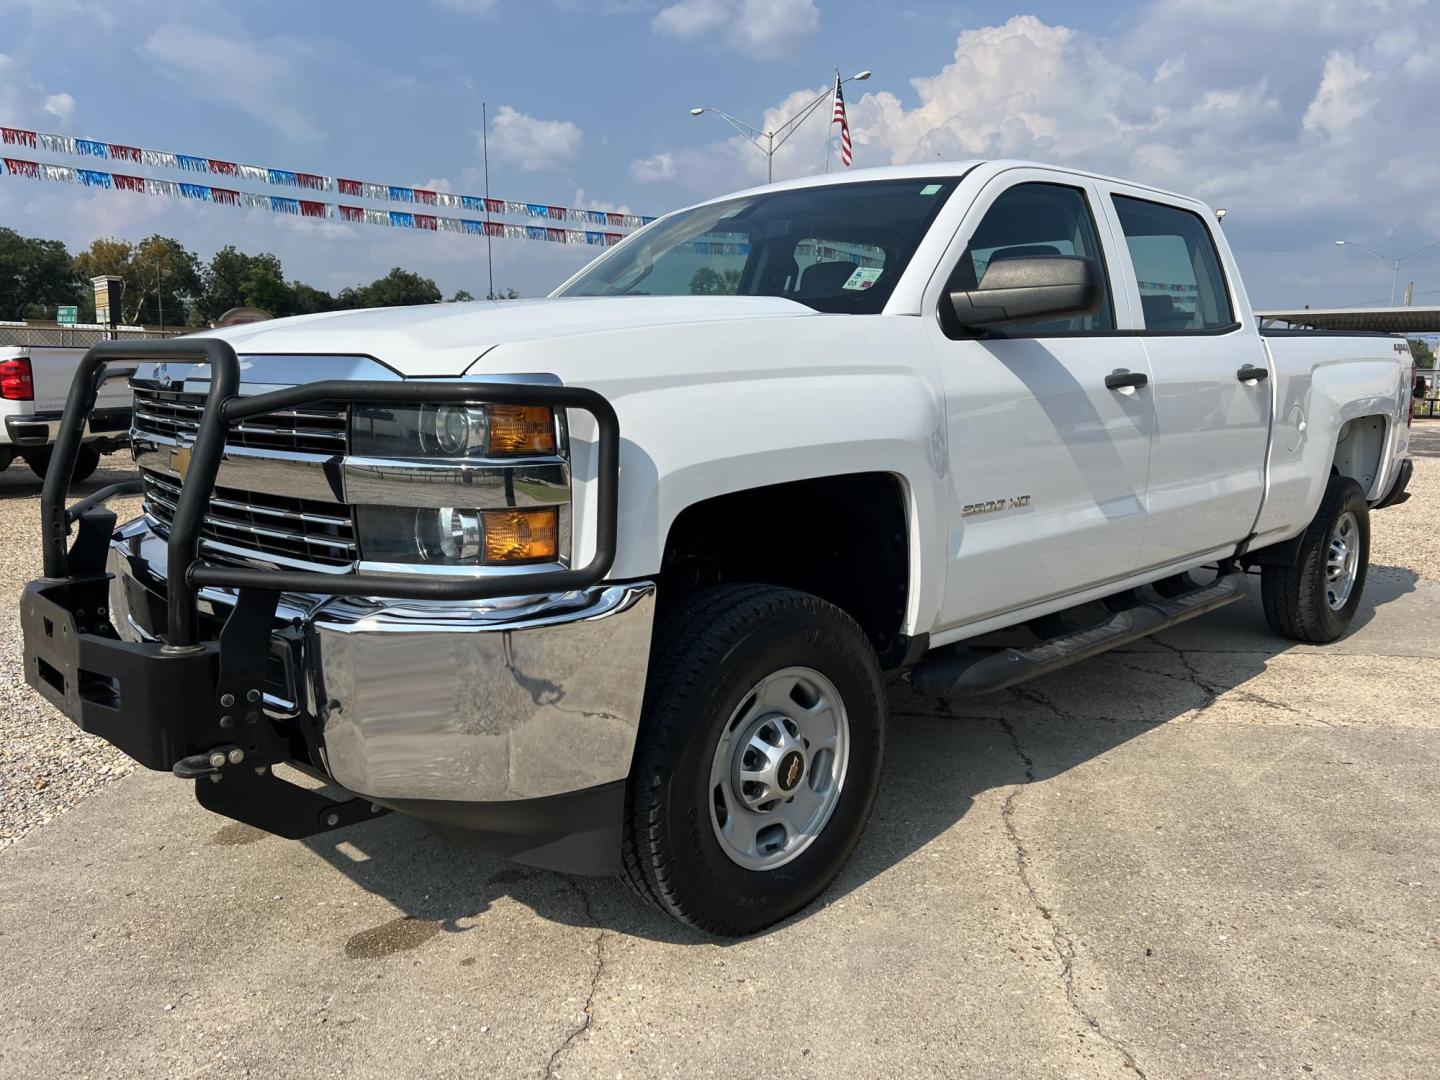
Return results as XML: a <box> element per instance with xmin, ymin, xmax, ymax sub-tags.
<box><xmin>777</xmin><ymin>750</ymin><xmax>805</xmax><ymax>792</ymax></box>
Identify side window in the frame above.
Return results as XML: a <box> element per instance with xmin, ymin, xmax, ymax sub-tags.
<box><xmin>950</xmin><ymin>182</ymin><xmax>1115</xmax><ymax>335</ymax></box>
<box><xmin>1112</xmin><ymin>196</ymin><xmax>1235</xmax><ymax>332</ymax></box>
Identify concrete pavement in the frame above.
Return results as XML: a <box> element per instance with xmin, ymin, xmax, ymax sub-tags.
<box><xmin>4</xmin><ymin>569</ymin><xmax>1438</xmax><ymax>1079</ymax></box>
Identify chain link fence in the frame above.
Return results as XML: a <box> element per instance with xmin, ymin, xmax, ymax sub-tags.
<box><xmin>0</xmin><ymin>323</ymin><xmax>194</xmax><ymax>349</ymax></box>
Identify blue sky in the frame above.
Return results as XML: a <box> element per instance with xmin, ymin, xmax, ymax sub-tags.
<box><xmin>2</xmin><ymin>0</ymin><xmax>1438</xmax><ymax>308</ymax></box>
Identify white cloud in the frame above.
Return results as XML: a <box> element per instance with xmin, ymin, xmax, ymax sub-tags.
<box><xmin>630</xmin><ymin>152</ymin><xmax>677</xmax><ymax>183</ymax></box>
<box><xmin>42</xmin><ymin>92</ymin><xmax>76</xmax><ymax>125</ymax></box>
<box><xmin>486</xmin><ymin>105</ymin><xmax>583</xmax><ymax>172</ymax></box>
<box><xmin>140</xmin><ymin>24</ymin><xmax>319</xmax><ymax>143</ymax></box>
<box><xmin>638</xmin><ymin>6</ymin><xmax>1440</xmax><ymax>307</ymax></box>
<box><xmin>0</xmin><ymin>52</ymin><xmax>78</xmax><ymax>130</ymax></box>
<box><xmin>1302</xmin><ymin>51</ymin><xmax>1376</xmax><ymax>136</ymax></box>
<box><xmin>572</xmin><ymin>188</ymin><xmax>633</xmax><ymax>215</ymax></box>
<box><xmin>652</xmin><ymin>0</ymin><xmax>819</xmax><ymax>58</ymax></box>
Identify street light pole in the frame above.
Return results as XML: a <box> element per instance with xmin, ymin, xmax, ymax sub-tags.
<box><xmin>691</xmin><ymin>70</ymin><xmax>871</xmax><ymax>184</ymax></box>
<box><xmin>1335</xmin><ymin>238</ymin><xmax>1440</xmax><ymax>306</ymax></box>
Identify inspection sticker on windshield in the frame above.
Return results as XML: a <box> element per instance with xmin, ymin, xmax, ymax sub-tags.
<box><xmin>843</xmin><ymin>267</ymin><xmax>884</xmax><ymax>290</ymax></box>
<box><xmin>920</xmin><ymin>184</ymin><xmax>943</xmax><ymax>195</ymax></box>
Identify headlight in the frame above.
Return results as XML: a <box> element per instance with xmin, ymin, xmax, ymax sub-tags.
<box><xmin>358</xmin><ymin>506</ymin><xmax>561</xmax><ymax>567</ymax></box>
<box><xmin>352</xmin><ymin>403</ymin><xmax>558</xmax><ymax>459</ymax></box>
<box><xmin>350</xmin><ymin>398</ymin><xmax>567</xmax><ymax>571</ymax></box>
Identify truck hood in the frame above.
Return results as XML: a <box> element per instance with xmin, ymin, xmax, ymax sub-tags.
<box><xmin>199</xmin><ymin>295</ymin><xmax>814</xmax><ymax>377</ymax></box>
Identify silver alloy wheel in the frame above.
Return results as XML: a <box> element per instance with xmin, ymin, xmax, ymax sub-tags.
<box><xmin>708</xmin><ymin>666</ymin><xmax>851</xmax><ymax>871</ymax></box>
<box><xmin>1326</xmin><ymin>510</ymin><xmax>1361</xmax><ymax>611</ymax></box>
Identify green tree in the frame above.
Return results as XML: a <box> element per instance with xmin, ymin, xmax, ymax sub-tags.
<box><xmin>73</xmin><ymin>237</ymin><xmax>138</xmax><ymax>320</ymax></box>
<box><xmin>239</xmin><ymin>253</ymin><xmax>290</xmax><ymax>315</ymax></box>
<box><xmin>450</xmin><ymin>289</ymin><xmax>475</xmax><ymax>302</ymax></box>
<box><xmin>0</xmin><ymin>227</ymin><xmax>83</xmax><ymax>320</ymax></box>
<box><xmin>1410</xmin><ymin>338</ymin><xmax>1435</xmax><ymax>370</ymax></box>
<box><xmin>688</xmin><ymin>267</ymin><xmax>741</xmax><ymax>295</ymax></box>
<box><xmin>487</xmin><ymin>287</ymin><xmax>521</xmax><ymax>300</ymax></box>
<box><xmin>338</xmin><ymin>267</ymin><xmax>443</xmax><ymax>309</ymax></box>
<box><xmin>128</xmin><ymin>235</ymin><xmax>202</xmax><ymax>327</ymax></box>
<box><xmin>194</xmin><ymin>245</ymin><xmax>253</xmax><ymax>322</ymax></box>
<box><xmin>291</xmin><ymin>281</ymin><xmax>339</xmax><ymax>315</ymax></box>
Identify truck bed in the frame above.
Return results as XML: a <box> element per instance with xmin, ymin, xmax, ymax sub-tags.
<box><xmin>1250</xmin><ymin>330</ymin><xmax>1411</xmax><ymax>547</ymax></box>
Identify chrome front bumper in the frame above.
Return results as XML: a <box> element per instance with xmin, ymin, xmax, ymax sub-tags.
<box><xmin>107</xmin><ymin>519</ymin><xmax>656</xmax><ymax>806</ymax></box>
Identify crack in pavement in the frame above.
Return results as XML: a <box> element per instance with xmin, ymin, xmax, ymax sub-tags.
<box><xmin>1101</xmin><ymin>654</ymin><xmax>1309</xmax><ymax>722</ymax></box>
<box><xmin>543</xmin><ymin>878</ymin><xmax>608</xmax><ymax>1080</ymax></box>
<box><xmin>1145</xmin><ymin>640</ymin><xmax>1320</xmax><ymax>723</ymax></box>
<box><xmin>995</xmin><ymin>713</ymin><xmax>1149</xmax><ymax>1080</ymax></box>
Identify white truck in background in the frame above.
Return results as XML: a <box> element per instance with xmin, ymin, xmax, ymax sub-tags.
<box><xmin>23</xmin><ymin>160</ymin><xmax>1415</xmax><ymax>936</ymax></box>
<box><xmin>0</xmin><ymin>345</ymin><xmax>132</xmax><ymax>478</ymax></box>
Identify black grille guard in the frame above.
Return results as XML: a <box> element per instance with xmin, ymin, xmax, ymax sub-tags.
<box><xmin>22</xmin><ymin>337</ymin><xmax>620</xmax><ymax>840</ymax></box>
<box><xmin>42</xmin><ymin>338</ymin><xmax>620</xmax><ymax>648</ymax></box>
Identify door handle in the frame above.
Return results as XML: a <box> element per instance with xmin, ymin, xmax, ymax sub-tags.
<box><xmin>1105</xmin><ymin>369</ymin><xmax>1149</xmax><ymax>391</ymax></box>
<box><xmin>1237</xmin><ymin>365</ymin><xmax>1269</xmax><ymax>384</ymax></box>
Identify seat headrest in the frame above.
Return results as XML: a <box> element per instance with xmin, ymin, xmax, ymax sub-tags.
<box><xmin>987</xmin><ymin>244</ymin><xmax>1063</xmax><ymax>262</ymax></box>
<box><xmin>797</xmin><ymin>261</ymin><xmax>865</xmax><ymax>295</ymax></box>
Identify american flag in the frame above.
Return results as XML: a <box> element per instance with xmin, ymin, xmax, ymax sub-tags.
<box><xmin>832</xmin><ymin>73</ymin><xmax>852</xmax><ymax>167</ymax></box>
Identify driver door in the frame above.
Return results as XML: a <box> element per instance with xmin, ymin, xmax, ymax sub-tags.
<box><xmin>926</xmin><ymin>172</ymin><xmax>1156</xmax><ymax>630</ymax></box>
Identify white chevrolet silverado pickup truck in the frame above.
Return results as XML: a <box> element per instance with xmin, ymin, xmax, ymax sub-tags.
<box><xmin>22</xmin><ymin>161</ymin><xmax>1414</xmax><ymax>935</ymax></box>
<box><xmin>0</xmin><ymin>345</ymin><xmax>132</xmax><ymax>477</ymax></box>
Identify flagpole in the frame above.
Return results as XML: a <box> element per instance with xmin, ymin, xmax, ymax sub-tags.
<box><xmin>824</xmin><ymin>70</ymin><xmax>838</xmax><ymax>175</ymax></box>
<box><xmin>482</xmin><ymin>101</ymin><xmax>495</xmax><ymax>301</ymax></box>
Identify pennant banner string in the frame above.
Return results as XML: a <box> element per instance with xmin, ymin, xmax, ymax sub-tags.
<box><xmin>1</xmin><ymin>124</ymin><xmax>655</xmax><ymax>229</ymax></box>
<box><xmin>0</xmin><ymin>157</ymin><xmax>694</xmax><ymax>251</ymax></box>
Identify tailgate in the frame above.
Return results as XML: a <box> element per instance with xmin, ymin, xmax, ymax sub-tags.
<box><xmin>25</xmin><ymin>346</ymin><xmax>133</xmax><ymax>413</ymax></box>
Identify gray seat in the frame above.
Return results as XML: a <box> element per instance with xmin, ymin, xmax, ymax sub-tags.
<box><xmin>1141</xmin><ymin>293</ymin><xmax>1195</xmax><ymax>330</ymax></box>
<box><xmin>796</xmin><ymin>261</ymin><xmax>864</xmax><ymax>296</ymax></box>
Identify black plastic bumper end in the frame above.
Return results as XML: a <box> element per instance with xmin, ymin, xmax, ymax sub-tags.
<box><xmin>1374</xmin><ymin>458</ymin><xmax>1413</xmax><ymax>509</ymax></box>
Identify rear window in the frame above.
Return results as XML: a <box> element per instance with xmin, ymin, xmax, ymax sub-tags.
<box><xmin>1112</xmin><ymin>196</ymin><xmax>1235</xmax><ymax>332</ymax></box>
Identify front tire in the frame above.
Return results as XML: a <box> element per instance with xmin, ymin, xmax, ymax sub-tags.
<box><xmin>1262</xmin><ymin>475</ymin><xmax>1369</xmax><ymax>643</ymax></box>
<box><xmin>622</xmin><ymin>585</ymin><xmax>885</xmax><ymax>936</ymax></box>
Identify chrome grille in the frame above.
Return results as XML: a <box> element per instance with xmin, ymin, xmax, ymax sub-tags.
<box><xmin>140</xmin><ymin>469</ymin><xmax>357</xmax><ymax>569</ymax></box>
<box><xmin>133</xmin><ymin>386</ymin><xmax>347</xmax><ymax>455</ymax></box>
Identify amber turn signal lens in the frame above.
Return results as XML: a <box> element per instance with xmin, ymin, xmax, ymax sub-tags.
<box><xmin>487</xmin><ymin>405</ymin><xmax>556</xmax><ymax>456</ymax></box>
<box><xmin>481</xmin><ymin>507</ymin><xmax>559</xmax><ymax>563</ymax></box>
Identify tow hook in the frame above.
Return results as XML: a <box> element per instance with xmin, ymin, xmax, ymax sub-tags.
<box><xmin>174</xmin><ymin>746</ymin><xmax>247</xmax><ymax>780</ymax></box>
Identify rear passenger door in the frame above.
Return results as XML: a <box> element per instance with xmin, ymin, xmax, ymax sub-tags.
<box><xmin>925</xmin><ymin>171</ymin><xmax>1155</xmax><ymax>629</ymax></box>
<box><xmin>1100</xmin><ymin>188</ymin><xmax>1270</xmax><ymax>568</ymax></box>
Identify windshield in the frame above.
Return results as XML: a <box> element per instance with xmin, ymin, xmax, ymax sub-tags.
<box><xmin>555</xmin><ymin>178</ymin><xmax>959</xmax><ymax>314</ymax></box>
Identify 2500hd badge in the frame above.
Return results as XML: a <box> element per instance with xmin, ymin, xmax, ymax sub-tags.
<box><xmin>962</xmin><ymin>494</ymin><xmax>1032</xmax><ymax>516</ymax></box>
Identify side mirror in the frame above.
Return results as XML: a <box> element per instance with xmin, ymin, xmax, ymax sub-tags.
<box><xmin>947</xmin><ymin>254</ymin><xmax>1102</xmax><ymax>330</ymax></box>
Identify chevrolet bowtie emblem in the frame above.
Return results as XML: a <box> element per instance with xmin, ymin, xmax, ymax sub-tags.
<box><xmin>169</xmin><ymin>443</ymin><xmax>193</xmax><ymax>481</ymax></box>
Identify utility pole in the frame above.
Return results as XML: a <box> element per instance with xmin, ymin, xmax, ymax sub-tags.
<box><xmin>1335</xmin><ymin>238</ymin><xmax>1440</xmax><ymax>306</ymax></box>
<box><xmin>690</xmin><ymin>70</ymin><xmax>871</xmax><ymax>184</ymax></box>
<box><xmin>482</xmin><ymin>101</ymin><xmax>495</xmax><ymax>302</ymax></box>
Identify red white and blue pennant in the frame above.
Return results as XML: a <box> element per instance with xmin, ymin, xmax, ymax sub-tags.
<box><xmin>0</xmin><ymin>125</ymin><xmax>655</xmax><ymax>232</ymax></box>
<box><xmin>1</xmin><ymin>157</ymin><xmax>635</xmax><ymax>248</ymax></box>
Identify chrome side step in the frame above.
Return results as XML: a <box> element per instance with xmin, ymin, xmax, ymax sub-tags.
<box><xmin>907</xmin><ymin>573</ymin><xmax>1246</xmax><ymax>698</ymax></box>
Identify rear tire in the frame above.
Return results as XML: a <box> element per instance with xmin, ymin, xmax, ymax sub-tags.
<box><xmin>622</xmin><ymin>584</ymin><xmax>885</xmax><ymax>936</ymax></box>
<box><xmin>1262</xmin><ymin>475</ymin><xmax>1369</xmax><ymax>643</ymax></box>
<box><xmin>71</xmin><ymin>446</ymin><xmax>101</xmax><ymax>482</ymax></box>
<box><xmin>21</xmin><ymin>447</ymin><xmax>51</xmax><ymax>478</ymax></box>
<box><xmin>22</xmin><ymin>445</ymin><xmax>100</xmax><ymax>482</ymax></box>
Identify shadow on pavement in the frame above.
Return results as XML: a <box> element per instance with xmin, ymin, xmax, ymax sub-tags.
<box><xmin>0</xmin><ymin>459</ymin><xmax>137</xmax><ymax>502</ymax></box>
<box><xmin>300</xmin><ymin>565</ymin><xmax>1418</xmax><ymax>944</ymax></box>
